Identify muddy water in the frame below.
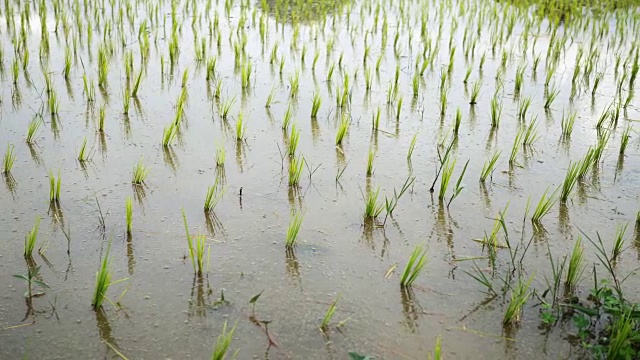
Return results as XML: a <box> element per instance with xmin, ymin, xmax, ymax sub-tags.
<box><xmin>1</xmin><ymin>0</ymin><xmax>639</xmax><ymax>359</ymax></box>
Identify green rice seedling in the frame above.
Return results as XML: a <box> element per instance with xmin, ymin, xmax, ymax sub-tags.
<box><xmin>48</xmin><ymin>90</ymin><xmax>60</xmax><ymax>115</ymax></box>
<box><xmin>131</xmin><ymin>70</ymin><xmax>143</xmax><ymax>98</ymax></box>
<box><xmin>453</xmin><ymin>108</ymin><xmax>462</xmax><ymax>135</ymax></box>
<box><xmin>122</xmin><ymin>87</ymin><xmax>131</xmax><ymax>114</ymax></box>
<box><xmin>372</xmin><ymin>107</ymin><xmax>381</xmax><ymax>131</ymax></box>
<box><xmin>289</xmin><ymin>71</ymin><xmax>300</xmax><ymax>98</ymax></box>
<box><xmin>577</xmin><ymin>148</ymin><xmax>595</xmax><ymax>179</ymax></box>
<box><xmin>531</xmin><ymin>188</ymin><xmax>558</xmax><ymax>226</ymax></box>
<box><xmin>611</xmin><ymin>223</ymin><xmax>627</xmax><ymax>261</ymax></box>
<box><xmin>26</xmin><ymin>117</ymin><xmax>42</xmax><ymax>144</ymax></box>
<box><xmin>62</xmin><ymin>47</ymin><xmax>72</xmax><ymax>79</ymax></box>
<box><xmin>607</xmin><ymin>311</ymin><xmax>634</xmax><ymax>360</ymax></box>
<box><xmin>335</xmin><ymin>114</ymin><xmax>349</xmax><ymax>146</ymax></box>
<box><xmin>439</xmin><ymin>88</ymin><xmax>448</xmax><ymax>116</ymax></box>
<box><xmin>463</xmin><ymin>65</ymin><xmax>472</xmax><ymax>84</ymax></box>
<box><xmin>503</xmin><ymin>275</ymin><xmax>533</xmax><ymax>326</ymax></box>
<box><xmin>77</xmin><ymin>137</ymin><xmax>89</xmax><ymax>162</ymax></box>
<box><xmin>125</xmin><ymin>197</ymin><xmax>133</xmax><ymax>234</ymax></box>
<box><xmin>92</xmin><ymin>241</ymin><xmax>113</xmax><ymax>309</ymax></box>
<box><xmin>407</xmin><ymin>132</ymin><xmax>418</xmax><ymax>161</ymax></box>
<box><xmin>400</xmin><ymin>244</ymin><xmax>428</xmax><ymax>287</ymax></box>
<box><xmin>215</xmin><ymin>143</ymin><xmax>225</xmax><ymax>168</ymax></box>
<box><xmin>620</xmin><ymin>125</ymin><xmax>631</xmax><ymax>155</ymax></box>
<box><xmin>596</xmin><ymin>103</ymin><xmax>613</xmax><ymax>130</ymax></box>
<box><xmin>235</xmin><ymin>114</ymin><xmax>245</xmax><ymax>141</ymax></box>
<box><xmin>204</xmin><ymin>180</ymin><xmax>226</xmax><ymax>213</ymax></box>
<box><xmin>522</xmin><ymin>117</ymin><xmax>540</xmax><ymax>147</ymax></box>
<box><xmin>544</xmin><ymin>86</ymin><xmax>559</xmax><ymax>109</ymax></box>
<box><xmin>517</xmin><ymin>96</ymin><xmax>531</xmax><ymax>120</ymax></box>
<box><xmin>564</xmin><ymin>236</ymin><xmax>584</xmax><ymax>291</ymax></box>
<box><xmin>288</xmin><ymin>156</ymin><xmax>304</xmax><ymax>186</ymax></box>
<box><xmin>282</xmin><ymin>104</ymin><xmax>293</xmax><ymax>131</ymax></box>
<box><xmin>220</xmin><ymin>97</ymin><xmax>235</xmax><ymax>120</ymax></box>
<box><xmin>285</xmin><ymin>211</ymin><xmax>303</xmax><ymax>248</ymax></box>
<box><xmin>412</xmin><ymin>72</ymin><xmax>420</xmax><ymax>97</ymax></box>
<box><xmin>396</xmin><ymin>96</ymin><xmax>403</xmax><ymax>121</ymax></box>
<box><xmin>211</xmin><ymin>321</ymin><xmax>237</xmax><ymax>360</ymax></box>
<box><xmin>469</xmin><ymin>80</ymin><xmax>480</xmax><ymax>104</ymax></box>
<box><xmin>480</xmin><ymin>150</ymin><xmax>500</xmax><ymax>182</ymax></box>
<box><xmin>97</xmin><ymin>45</ymin><xmax>109</xmax><ymax>87</ymax></box>
<box><xmin>320</xmin><ymin>295</ymin><xmax>340</xmax><ymax>330</ymax></box>
<box><xmin>132</xmin><ymin>159</ymin><xmax>149</xmax><ymax>185</ymax></box>
<box><xmin>2</xmin><ymin>144</ymin><xmax>16</xmax><ymax>175</ymax></box>
<box><xmin>448</xmin><ymin>160</ymin><xmax>469</xmax><ymax>208</ymax></box>
<box><xmin>311</xmin><ymin>92</ymin><xmax>322</xmax><ymax>118</ymax></box>
<box><xmin>560</xmin><ymin>111</ymin><xmax>576</xmax><ymax>139</ymax></box>
<box><xmin>366</xmin><ymin>149</ymin><xmax>375</xmax><ymax>176</ymax></box>
<box><xmin>509</xmin><ymin>128</ymin><xmax>525</xmax><ymax>166</ymax></box>
<box><xmin>438</xmin><ymin>158</ymin><xmax>457</xmax><ymax>202</ymax></box>
<box><xmin>592</xmin><ymin>72</ymin><xmax>604</xmax><ymax>97</ymax></box>
<box><xmin>364</xmin><ymin>187</ymin><xmax>384</xmax><ymax>219</ymax></box>
<box><xmin>490</xmin><ymin>95</ymin><xmax>502</xmax><ymax>128</ymax></box>
<box><xmin>181</xmin><ymin>210</ymin><xmax>208</xmax><ymax>275</ymax></box>
<box><xmin>430</xmin><ymin>336</ymin><xmax>442</xmax><ymax>360</ymax></box>
<box><xmin>49</xmin><ymin>170</ymin><xmax>61</xmax><ymax>203</ymax></box>
<box><xmin>265</xmin><ymin>88</ymin><xmax>275</xmax><ymax>108</ymax></box>
<box><xmin>241</xmin><ymin>61</ymin><xmax>252</xmax><ymax>89</ymax></box>
<box><xmin>162</xmin><ymin>123</ymin><xmax>177</xmax><ymax>147</ymax></box>
<box><xmin>560</xmin><ymin>161</ymin><xmax>581</xmax><ymax>202</ymax></box>
<box><xmin>287</xmin><ymin>124</ymin><xmax>300</xmax><ymax>157</ymax></box>
<box><xmin>24</xmin><ymin>217</ymin><xmax>41</xmax><ymax>258</ymax></box>
<box><xmin>214</xmin><ymin>80</ymin><xmax>222</xmax><ymax>99</ymax></box>
<box><xmin>514</xmin><ymin>65</ymin><xmax>525</xmax><ymax>93</ymax></box>
<box><xmin>365</xmin><ymin>67</ymin><xmax>373</xmax><ymax>91</ymax></box>
<box><xmin>98</xmin><ymin>105</ymin><xmax>106</xmax><ymax>132</ymax></box>
<box><xmin>12</xmin><ymin>58</ymin><xmax>19</xmax><ymax>84</ymax></box>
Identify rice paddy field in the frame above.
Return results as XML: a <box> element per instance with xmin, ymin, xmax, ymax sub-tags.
<box><xmin>2</xmin><ymin>0</ymin><xmax>640</xmax><ymax>358</ymax></box>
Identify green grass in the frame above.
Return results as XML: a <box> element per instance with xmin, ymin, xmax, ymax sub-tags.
<box><xmin>480</xmin><ymin>150</ymin><xmax>500</xmax><ymax>182</ymax></box>
<box><xmin>132</xmin><ymin>159</ymin><xmax>150</xmax><ymax>185</ymax></box>
<box><xmin>26</xmin><ymin>117</ymin><xmax>43</xmax><ymax>144</ymax></box>
<box><xmin>125</xmin><ymin>197</ymin><xmax>133</xmax><ymax>234</ymax></box>
<box><xmin>400</xmin><ymin>244</ymin><xmax>428</xmax><ymax>287</ymax></box>
<box><xmin>288</xmin><ymin>156</ymin><xmax>304</xmax><ymax>186</ymax></box>
<box><xmin>24</xmin><ymin>217</ymin><xmax>41</xmax><ymax>258</ymax></box>
<box><xmin>92</xmin><ymin>241</ymin><xmax>112</xmax><ymax>309</ymax></box>
<box><xmin>211</xmin><ymin>321</ymin><xmax>237</xmax><ymax>360</ymax></box>
<box><xmin>364</xmin><ymin>186</ymin><xmax>384</xmax><ymax>219</ymax></box>
<box><xmin>2</xmin><ymin>144</ymin><xmax>16</xmax><ymax>175</ymax></box>
<box><xmin>285</xmin><ymin>211</ymin><xmax>303</xmax><ymax>248</ymax></box>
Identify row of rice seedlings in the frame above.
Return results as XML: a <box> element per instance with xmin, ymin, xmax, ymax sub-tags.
<box><xmin>480</xmin><ymin>150</ymin><xmax>500</xmax><ymax>182</ymax></box>
<box><xmin>285</xmin><ymin>211</ymin><xmax>303</xmax><ymax>248</ymax></box>
<box><xmin>132</xmin><ymin>159</ymin><xmax>149</xmax><ymax>185</ymax></box>
<box><xmin>24</xmin><ymin>217</ymin><xmax>41</xmax><ymax>258</ymax></box>
<box><xmin>2</xmin><ymin>144</ymin><xmax>16</xmax><ymax>174</ymax></box>
<box><xmin>288</xmin><ymin>156</ymin><xmax>304</xmax><ymax>186</ymax></box>
<box><xmin>400</xmin><ymin>244</ymin><xmax>428</xmax><ymax>287</ymax></box>
<box><xmin>204</xmin><ymin>180</ymin><xmax>226</xmax><ymax>213</ymax></box>
<box><xmin>182</xmin><ymin>210</ymin><xmax>209</xmax><ymax>275</ymax></box>
<box><xmin>49</xmin><ymin>170</ymin><xmax>61</xmax><ymax>203</ymax></box>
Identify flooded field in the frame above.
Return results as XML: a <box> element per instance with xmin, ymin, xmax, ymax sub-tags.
<box><xmin>1</xmin><ymin>0</ymin><xmax>640</xmax><ymax>358</ymax></box>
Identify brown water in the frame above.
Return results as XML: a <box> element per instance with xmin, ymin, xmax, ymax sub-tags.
<box><xmin>1</xmin><ymin>0</ymin><xmax>639</xmax><ymax>359</ymax></box>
